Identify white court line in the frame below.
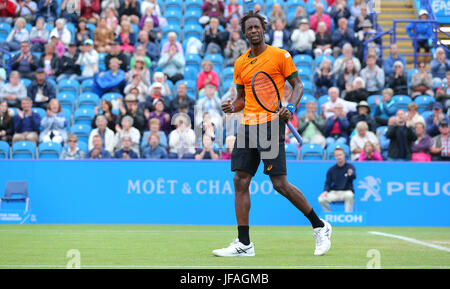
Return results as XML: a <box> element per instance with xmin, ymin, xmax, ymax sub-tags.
<box><xmin>0</xmin><ymin>230</ymin><xmax>306</xmax><ymax>234</ymax></box>
<box><xmin>1</xmin><ymin>265</ymin><xmax>449</xmax><ymax>269</ymax></box>
<box><xmin>369</xmin><ymin>231</ymin><xmax>450</xmax><ymax>253</ymax></box>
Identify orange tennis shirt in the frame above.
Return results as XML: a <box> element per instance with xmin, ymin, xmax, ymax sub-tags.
<box><xmin>233</xmin><ymin>45</ymin><xmax>298</xmax><ymax>125</ymax></box>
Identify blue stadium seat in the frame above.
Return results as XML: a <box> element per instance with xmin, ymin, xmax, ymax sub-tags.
<box><xmin>222</xmin><ymin>67</ymin><xmax>234</xmax><ymax>81</ymax></box>
<box><xmin>243</xmin><ymin>0</ymin><xmax>264</xmax><ymax>13</ymax></box>
<box><xmin>204</xmin><ymin>54</ymin><xmax>224</xmax><ymax>68</ymax></box>
<box><xmin>32</xmin><ymin>52</ymin><xmax>42</xmax><ymax>61</ymax></box>
<box><xmin>367</xmin><ymin>94</ymin><xmax>381</xmax><ymax>115</ymax></box>
<box><xmin>306</xmin><ymin>0</ymin><xmax>328</xmax><ymax>15</ymax></box>
<box><xmin>183</xmin><ymin>24</ymin><xmax>203</xmax><ymax>41</ymax></box>
<box><xmin>185</xmin><ymin>53</ymin><xmax>202</xmax><ymax>66</ymax></box>
<box><xmin>0</xmin><ymin>22</ymin><xmax>11</xmax><ymax>42</ymax></box>
<box><xmin>44</xmin><ymin>23</ymin><xmax>53</xmax><ymax>33</ymax></box>
<box><xmin>377</xmin><ymin>126</ymin><xmax>390</xmax><ymax>160</ymax></box>
<box><xmin>81</xmin><ymin>78</ymin><xmax>94</xmax><ymax>92</ymax></box>
<box><xmin>8</xmin><ymin>107</ymin><xmax>18</xmax><ymax>117</ymax></box>
<box><xmin>376</xmin><ymin>126</ymin><xmax>388</xmax><ymax>137</ymax></box>
<box><xmin>0</xmin><ymin>141</ymin><xmax>9</xmax><ymax>159</ymax></box>
<box><xmin>70</xmin><ymin>124</ymin><xmax>92</xmax><ymax>145</ymax></box>
<box><xmin>86</xmin><ymin>23</ymin><xmax>96</xmax><ymax>39</ymax></box>
<box><xmin>317</xmin><ymin>94</ymin><xmax>330</xmax><ymax>113</ymax></box>
<box><xmin>12</xmin><ymin>141</ymin><xmax>36</xmax><ymax>159</ymax></box>
<box><xmin>164</xmin><ymin>9</ymin><xmax>182</xmax><ymax>26</ymax></box>
<box><xmin>102</xmin><ymin>92</ymin><xmax>123</xmax><ymax>102</ymax></box>
<box><xmin>19</xmin><ymin>78</ymin><xmax>31</xmax><ymax>88</ymax></box>
<box><xmin>315</xmin><ymin>54</ymin><xmax>334</xmax><ymax>67</ymax></box>
<box><xmin>421</xmin><ymin>110</ymin><xmax>433</xmax><ymax>121</ymax></box>
<box><xmin>297</xmin><ymin>66</ymin><xmax>312</xmax><ymax>81</ymax></box>
<box><xmin>285</xmin><ymin>143</ymin><xmax>299</xmax><ymax>160</ymax></box>
<box><xmin>78</xmin><ymin>141</ymin><xmax>89</xmax><ymax>153</ymax></box>
<box><xmin>47</xmin><ymin>78</ymin><xmax>57</xmax><ymax>90</ymax></box>
<box><xmin>38</xmin><ymin>142</ymin><xmax>62</xmax><ymax>159</ymax></box>
<box><xmin>392</xmin><ymin>95</ymin><xmax>412</xmax><ymax>112</ymax></box>
<box><xmin>73</xmin><ymin>108</ymin><xmax>95</xmax><ymax>127</ymax></box>
<box><xmin>286</xmin><ymin>0</ymin><xmax>306</xmax><ymax>11</ymax></box>
<box><xmin>184</xmin><ymin>8</ymin><xmax>202</xmax><ymax>26</ymax></box>
<box><xmin>414</xmin><ymin>95</ymin><xmax>434</xmax><ymax>114</ymax></box>
<box><xmin>31</xmin><ymin>107</ymin><xmax>46</xmax><ymax>119</ymax></box>
<box><xmin>300</xmin><ymin>144</ymin><xmax>324</xmax><ymax>160</ymax></box>
<box><xmin>62</xmin><ymin>108</ymin><xmax>72</xmax><ymax>127</ymax></box>
<box><xmin>65</xmin><ymin>23</ymin><xmax>76</xmax><ymax>42</ymax></box>
<box><xmin>222</xmin><ymin>79</ymin><xmax>234</xmax><ymax>92</ymax></box>
<box><xmin>57</xmin><ymin>92</ymin><xmax>77</xmax><ymax>112</ymax></box>
<box><xmin>407</xmin><ymin>68</ymin><xmax>419</xmax><ymax>83</ymax></box>
<box><xmin>183</xmin><ymin>66</ymin><xmax>199</xmax><ymax>81</ymax></box>
<box><xmin>326</xmin><ymin>143</ymin><xmax>350</xmax><ymax>160</ymax></box>
<box><xmin>98</xmin><ymin>53</ymin><xmax>107</xmax><ymax>72</ymax></box>
<box><xmin>162</xmin><ymin>24</ymin><xmax>182</xmax><ymax>37</ymax></box>
<box><xmin>78</xmin><ymin>92</ymin><xmax>100</xmax><ymax>110</ymax></box>
<box><xmin>302</xmin><ymin>80</ymin><xmax>314</xmax><ymax>95</ymax></box>
<box><xmin>165</xmin><ymin>0</ymin><xmax>183</xmax><ymax>10</ymax></box>
<box><xmin>293</xmin><ymin>54</ymin><xmax>313</xmax><ymax>67</ymax></box>
<box><xmin>58</xmin><ymin>79</ymin><xmax>80</xmax><ymax>96</ymax></box>
<box><xmin>287</xmin><ymin>9</ymin><xmax>298</xmax><ymax>23</ymax></box>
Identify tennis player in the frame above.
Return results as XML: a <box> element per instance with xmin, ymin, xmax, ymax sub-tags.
<box><xmin>212</xmin><ymin>11</ymin><xmax>332</xmax><ymax>257</ymax></box>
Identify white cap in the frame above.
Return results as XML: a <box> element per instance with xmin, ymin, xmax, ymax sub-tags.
<box><xmin>419</xmin><ymin>9</ymin><xmax>428</xmax><ymax>16</ymax></box>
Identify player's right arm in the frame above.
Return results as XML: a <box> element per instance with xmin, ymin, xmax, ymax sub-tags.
<box><xmin>222</xmin><ymin>85</ymin><xmax>245</xmax><ymax>113</ymax></box>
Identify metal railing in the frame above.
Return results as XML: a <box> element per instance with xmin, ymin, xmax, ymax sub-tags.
<box><xmin>419</xmin><ymin>0</ymin><xmax>450</xmax><ymax>53</ymax></box>
<box><xmin>363</xmin><ymin>0</ymin><xmax>448</xmax><ymax>68</ymax></box>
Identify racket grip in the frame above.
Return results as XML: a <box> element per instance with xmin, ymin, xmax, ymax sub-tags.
<box><xmin>286</xmin><ymin>121</ymin><xmax>303</xmax><ymax>146</ymax></box>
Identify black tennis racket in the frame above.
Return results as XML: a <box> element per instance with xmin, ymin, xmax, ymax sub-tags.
<box><xmin>251</xmin><ymin>71</ymin><xmax>303</xmax><ymax>145</ymax></box>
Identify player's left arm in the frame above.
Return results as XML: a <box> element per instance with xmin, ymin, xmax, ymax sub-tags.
<box><xmin>279</xmin><ymin>74</ymin><xmax>304</xmax><ymax>121</ymax></box>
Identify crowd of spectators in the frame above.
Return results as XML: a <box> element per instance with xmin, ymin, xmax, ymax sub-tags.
<box><xmin>0</xmin><ymin>0</ymin><xmax>449</xmax><ymax>162</ymax></box>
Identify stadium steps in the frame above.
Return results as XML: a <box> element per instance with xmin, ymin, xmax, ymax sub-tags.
<box><xmin>438</xmin><ymin>25</ymin><xmax>450</xmax><ymax>46</ymax></box>
<box><xmin>377</xmin><ymin>0</ymin><xmax>418</xmax><ymax>70</ymax></box>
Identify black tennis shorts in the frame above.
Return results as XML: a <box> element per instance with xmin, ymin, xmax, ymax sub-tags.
<box><xmin>231</xmin><ymin>118</ymin><xmax>287</xmax><ymax>176</ymax></box>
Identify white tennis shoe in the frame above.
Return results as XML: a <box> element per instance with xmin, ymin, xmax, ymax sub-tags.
<box><xmin>313</xmin><ymin>219</ymin><xmax>332</xmax><ymax>256</ymax></box>
<box><xmin>212</xmin><ymin>239</ymin><xmax>255</xmax><ymax>257</ymax></box>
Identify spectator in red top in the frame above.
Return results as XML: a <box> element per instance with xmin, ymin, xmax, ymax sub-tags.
<box><xmin>202</xmin><ymin>0</ymin><xmax>225</xmax><ymax>26</ymax></box>
<box><xmin>0</xmin><ymin>0</ymin><xmax>16</xmax><ymax>24</ymax></box>
<box><xmin>80</xmin><ymin>0</ymin><xmax>100</xmax><ymax>25</ymax></box>
<box><xmin>224</xmin><ymin>0</ymin><xmax>243</xmax><ymax>22</ymax></box>
<box><xmin>197</xmin><ymin>59</ymin><xmax>219</xmax><ymax>92</ymax></box>
<box><xmin>324</xmin><ymin>103</ymin><xmax>349</xmax><ymax>147</ymax></box>
<box><xmin>310</xmin><ymin>3</ymin><xmax>331</xmax><ymax>33</ymax></box>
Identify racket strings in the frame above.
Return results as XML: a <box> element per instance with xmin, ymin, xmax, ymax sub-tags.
<box><xmin>253</xmin><ymin>74</ymin><xmax>280</xmax><ymax>112</ymax></box>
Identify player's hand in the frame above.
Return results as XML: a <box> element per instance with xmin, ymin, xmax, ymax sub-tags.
<box><xmin>278</xmin><ymin>106</ymin><xmax>292</xmax><ymax>121</ymax></box>
<box><xmin>222</xmin><ymin>100</ymin><xmax>234</xmax><ymax>114</ymax></box>
<box><xmin>320</xmin><ymin>191</ymin><xmax>328</xmax><ymax>198</ymax></box>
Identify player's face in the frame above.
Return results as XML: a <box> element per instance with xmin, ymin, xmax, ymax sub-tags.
<box><xmin>245</xmin><ymin>18</ymin><xmax>265</xmax><ymax>46</ymax></box>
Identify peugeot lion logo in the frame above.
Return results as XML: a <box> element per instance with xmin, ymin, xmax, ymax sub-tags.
<box><xmin>359</xmin><ymin>176</ymin><xmax>382</xmax><ymax>202</ymax></box>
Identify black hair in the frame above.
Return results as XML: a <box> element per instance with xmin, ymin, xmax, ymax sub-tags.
<box><xmin>240</xmin><ymin>10</ymin><xmax>267</xmax><ymax>34</ymax></box>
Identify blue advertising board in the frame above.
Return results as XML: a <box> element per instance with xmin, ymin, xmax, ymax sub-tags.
<box><xmin>0</xmin><ymin>160</ymin><xmax>449</xmax><ymax>226</ymax></box>
<box><xmin>432</xmin><ymin>0</ymin><xmax>450</xmax><ymax>23</ymax></box>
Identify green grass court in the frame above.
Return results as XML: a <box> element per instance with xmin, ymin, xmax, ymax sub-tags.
<box><xmin>0</xmin><ymin>225</ymin><xmax>449</xmax><ymax>269</ymax></box>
